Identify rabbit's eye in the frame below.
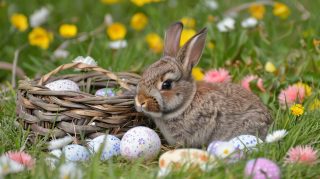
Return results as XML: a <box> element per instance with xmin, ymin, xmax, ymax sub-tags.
<box><xmin>161</xmin><ymin>80</ymin><xmax>172</xmax><ymax>90</ymax></box>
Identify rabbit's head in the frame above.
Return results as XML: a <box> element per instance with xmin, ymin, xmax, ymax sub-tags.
<box><xmin>135</xmin><ymin>22</ymin><xmax>207</xmax><ymax>119</ymax></box>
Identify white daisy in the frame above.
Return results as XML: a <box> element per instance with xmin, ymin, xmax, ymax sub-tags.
<box><xmin>53</xmin><ymin>49</ymin><xmax>69</xmax><ymax>59</ymax></box>
<box><xmin>217</xmin><ymin>17</ymin><xmax>235</xmax><ymax>32</ymax></box>
<box><xmin>241</xmin><ymin>17</ymin><xmax>258</xmax><ymax>28</ymax></box>
<box><xmin>104</xmin><ymin>14</ymin><xmax>113</xmax><ymax>26</ymax></box>
<box><xmin>213</xmin><ymin>142</ymin><xmax>235</xmax><ymax>159</ymax></box>
<box><xmin>109</xmin><ymin>40</ymin><xmax>127</xmax><ymax>49</ymax></box>
<box><xmin>30</xmin><ymin>7</ymin><xmax>50</xmax><ymax>27</ymax></box>
<box><xmin>266</xmin><ymin>129</ymin><xmax>288</xmax><ymax>143</ymax></box>
<box><xmin>0</xmin><ymin>156</ymin><xmax>24</xmax><ymax>176</ymax></box>
<box><xmin>204</xmin><ymin>0</ymin><xmax>218</xmax><ymax>10</ymax></box>
<box><xmin>73</xmin><ymin>56</ymin><xmax>98</xmax><ymax>66</ymax></box>
<box><xmin>59</xmin><ymin>162</ymin><xmax>83</xmax><ymax>179</ymax></box>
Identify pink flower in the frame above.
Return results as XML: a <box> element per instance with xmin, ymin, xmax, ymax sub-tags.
<box><xmin>278</xmin><ymin>84</ymin><xmax>305</xmax><ymax>107</ymax></box>
<box><xmin>241</xmin><ymin>75</ymin><xmax>266</xmax><ymax>92</ymax></box>
<box><xmin>204</xmin><ymin>68</ymin><xmax>231</xmax><ymax>83</ymax></box>
<box><xmin>6</xmin><ymin>151</ymin><xmax>35</xmax><ymax>169</ymax></box>
<box><xmin>285</xmin><ymin>146</ymin><xmax>317</xmax><ymax>165</ymax></box>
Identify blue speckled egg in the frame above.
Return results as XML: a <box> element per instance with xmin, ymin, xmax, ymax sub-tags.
<box><xmin>63</xmin><ymin>144</ymin><xmax>90</xmax><ymax>162</ymax></box>
<box><xmin>95</xmin><ymin>88</ymin><xmax>116</xmax><ymax>97</ymax></box>
<box><xmin>120</xmin><ymin>126</ymin><xmax>161</xmax><ymax>160</ymax></box>
<box><xmin>87</xmin><ymin>135</ymin><xmax>121</xmax><ymax>160</ymax></box>
<box><xmin>229</xmin><ymin>135</ymin><xmax>263</xmax><ymax>150</ymax></box>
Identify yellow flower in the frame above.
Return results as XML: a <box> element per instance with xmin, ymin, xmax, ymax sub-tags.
<box><xmin>180</xmin><ymin>29</ymin><xmax>196</xmax><ymax>47</ymax></box>
<box><xmin>290</xmin><ymin>104</ymin><xmax>304</xmax><ymax>116</ymax></box>
<box><xmin>28</xmin><ymin>27</ymin><xmax>53</xmax><ymax>49</ymax></box>
<box><xmin>131</xmin><ymin>0</ymin><xmax>160</xmax><ymax>6</ymax></box>
<box><xmin>131</xmin><ymin>0</ymin><xmax>151</xmax><ymax>6</ymax></box>
<box><xmin>10</xmin><ymin>13</ymin><xmax>28</xmax><ymax>32</ymax></box>
<box><xmin>100</xmin><ymin>0</ymin><xmax>120</xmax><ymax>4</ymax></box>
<box><xmin>207</xmin><ymin>42</ymin><xmax>215</xmax><ymax>49</ymax></box>
<box><xmin>313</xmin><ymin>39</ymin><xmax>320</xmax><ymax>48</ymax></box>
<box><xmin>248</xmin><ymin>4</ymin><xmax>266</xmax><ymax>20</ymax></box>
<box><xmin>309</xmin><ymin>99</ymin><xmax>320</xmax><ymax>111</ymax></box>
<box><xmin>192</xmin><ymin>67</ymin><xmax>204</xmax><ymax>81</ymax></box>
<box><xmin>181</xmin><ymin>17</ymin><xmax>196</xmax><ymax>28</ymax></box>
<box><xmin>207</xmin><ymin>15</ymin><xmax>215</xmax><ymax>23</ymax></box>
<box><xmin>59</xmin><ymin>24</ymin><xmax>78</xmax><ymax>38</ymax></box>
<box><xmin>145</xmin><ymin>33</ymin><xmax>163</xmax><ymax>53</ymax></box>
<box><xmin>273</xmin><ymin>2</ymin><xmax>290</xmax><ymax>19</ymax></box>
<box><xmin>295</xmin><ymin>82</ymin><xmax>312</xmax><ymax>97</ymax></box>
<box><xmin>130</xmin><ymin>13</ymin><xmax>148</xmax><ymax>31</ymax></box>
<box><xmin>265</xmin><ymin>61</ymin><xmax>276</xmax><ymax>73</ymax></box>
<box><xmin>107</xmin><ymin>22</ymin><xmax>127</xmax><ymax>40</ymax></box>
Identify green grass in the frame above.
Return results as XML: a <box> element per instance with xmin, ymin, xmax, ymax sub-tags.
<box><xmin>1</xmin><ymin>0</ymin><xmax>320</xmax><ymax>178</ymax></box>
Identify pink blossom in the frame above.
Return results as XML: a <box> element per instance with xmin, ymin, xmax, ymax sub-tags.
<box><xmin>204</xmin><ymin>68</ymin><xmax>231</xmax><ymax>83</ymax></box>
<box><xmin>285</xmin><ymin>146</ymin><xmax>318</xmax><ymax>165</ymax></box>
<box><xmin>278</xmin><ymin>85</ymin><xmax>305</xmax><ymax>107</ymax></box>
<box><xmin>6</xmin><ymin>151</ymin><xmax>35</xmax><ymax>169</ymax></box>
<box><xmin>241</xmin><ymin>75</ymin><xmax>266</xmax><ymax>92</ymax></box>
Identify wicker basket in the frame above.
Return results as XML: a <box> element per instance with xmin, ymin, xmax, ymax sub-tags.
<box><xmin>16</xmin><ymin>63</ymin><xmax>151</xmax><ymax>141</ymax></box>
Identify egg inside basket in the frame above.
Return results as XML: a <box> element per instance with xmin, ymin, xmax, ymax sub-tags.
<box><xmin>16</xmin><ymin>63</ymin><xmax>152</xmax><ymax>143</ymax></box>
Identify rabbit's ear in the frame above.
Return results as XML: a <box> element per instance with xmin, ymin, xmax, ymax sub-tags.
<box><xmin>176</xmin><ymin>28</ymin><xmax>207</xmax><ymax>74</ymax></box>
<box><xmin>163</xmin><ymin>22</ymin><xmax>183</xmax><ymax>57</ymax></box>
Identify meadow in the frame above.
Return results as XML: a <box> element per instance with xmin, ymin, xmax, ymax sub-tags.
<box><xmin>0</xmin><ymin>0</ymin><xmax>320</xmax><ymax>178</ymax></box>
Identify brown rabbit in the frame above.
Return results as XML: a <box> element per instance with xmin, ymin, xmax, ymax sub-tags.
<box><xmin>135</xmin><ymin>22</ymin><xmax>272</xmax><ymax>147</ymax></box>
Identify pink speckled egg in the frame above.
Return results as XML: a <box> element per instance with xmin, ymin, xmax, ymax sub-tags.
<box><xmin>120</xmin><ymin>126</ymin><xmax>161</xmax><ymax>160</ymax></box>
<box><xmin>245</xmin><ymin>158</ymin><xmax>280</xmax><ymax>179</ymax></box>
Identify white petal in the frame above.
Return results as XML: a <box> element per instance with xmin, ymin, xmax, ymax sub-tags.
<box><xmin>104</xmin><ymin>14</ymin><xmax>113</xmax><ymax>26</ymax></box>
<box><xmin>217</xmin><ymin>17</ymin><xmax>235</xmax><ymax>32</ymax></box>
<box><xmin>30</xmin><ymin>7</ymin><xmax>50</xmax><ymax>27</ymax></box>
<box><xmin>109</xmin><ymin>40</ymin><xmax>127</xmax><ymax>49</ymax></box>
<box><xmin>0</xmin><ymin>156</ymin><xmax>25</xmax><ymax>175</ymax></box>
<box><xmin>53</xmin><ymin>49</ymin><xmax>69</xmax><ymax>59</ymax></box>
<box><xmin>59</xmin><ymin>162</ymin><xmax>83</xmax><ymax>179</ymax></box>
<box><xmin>205</xmin><ymin>0</ymin><xmax>218</xmax><ymax>10</ymax></box>
<box><xmin>73</xmin><ymin>56</ymin><xmax>98</xmax><ymax>66</ymax></box>
<box><xmin>241</xmin><ymin>17</ymin><xmax>258</xmax><ymax>28</ymax></box>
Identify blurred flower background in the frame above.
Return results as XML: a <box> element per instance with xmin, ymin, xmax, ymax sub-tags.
<box><xmin>0</xmin><ymin>0</ymin><xmax>320</xmax><ymax>178</ymax></box>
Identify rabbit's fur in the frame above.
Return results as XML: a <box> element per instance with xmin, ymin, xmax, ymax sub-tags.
<box><xmin>135</xmin><ymin>22</ymin><xmax>272</xmax><ymax>147</ymax></box>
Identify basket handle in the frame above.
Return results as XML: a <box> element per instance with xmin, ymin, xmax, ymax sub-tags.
<box><xmin>37</xmin><ymin>63</ymin><xmax>130</xmax><ymax>89</ymax></box>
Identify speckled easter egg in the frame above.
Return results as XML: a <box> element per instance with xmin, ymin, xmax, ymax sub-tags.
<box><xmin>63</xmin><ymin>144</ymin><xmax>90</xmax><ymax>162</ymax></box>
<box><xmin>95</xmin><ymin>88</ymin><xmax>116</xmax><ymax>97</ymax></box>
<box><xmin>158</xmin><ymin>149</ymin><xmax>216</xmax><ymax>177</ymax></box>
<box><xmin>87</xmin><ymin>135</ymin><xmax>121</xmax><ymax>160</ymax></box>
<box><xmin>120</xmin><ymin>126</ymin><xmax>161</xmax><ymax>160</ymax></box>
<box><xmin>45</xmin><ymin>79</ymin><xmax>80</xmax><ymax>92</ymax></box>
<box><xmin>229</xmin><ymin>135</ymin><xmax>263</xmax><ymax>150</ymax></box>
<box><xmin>245</xmin><ymin>158</ymin><xmax>280</xmax><ymax>179</ymax></box>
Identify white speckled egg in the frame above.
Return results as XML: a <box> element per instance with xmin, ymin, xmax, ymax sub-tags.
<box><xmin>229</xmin><ymin>135</ymin><xmax>263</xmax><ymax>150</ymax></box>
<box><xmin>63</xmin><ymin>144</ymin><xmax>90</xmax><ymax>162</ymax></box>
<box><xmin>95</xmin><ymin>88</ymin><xmax>116</xmax><ymax>97</ymax></box>
<box><xmin>45</xmin><ymin>79</ymin><xmax>80</xmax><ymax>92</ymax></box>
<box><xmin>158</xmin><ymin>149</ymin><xmax>216</xmax><ymax>177</ymax></box>
<box><xmin>87</xmin><ymin>135</ymin><xmax>121</xmax><ymax>160</ymax></box>
<box><xmin>120</xmin><ymin>126</ymin><xmax>161</xmax><ymax>160</ymax></box>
